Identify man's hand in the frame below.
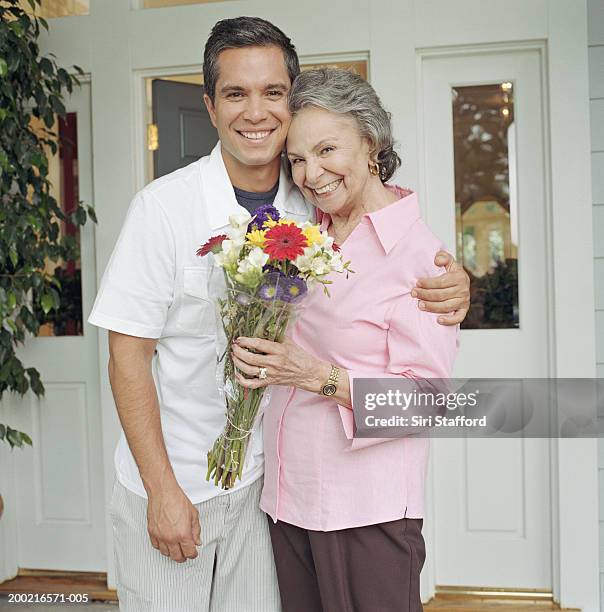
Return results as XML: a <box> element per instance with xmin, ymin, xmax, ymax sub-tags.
<box><xmin>412</xmin><ymin>250</ymin><xmax>470</xmax><ymax>326</ymax></box>
<box><xmin>147</xmin><ymin>482</ymin><xmax>201</xmax><ymax>563</ymax></box>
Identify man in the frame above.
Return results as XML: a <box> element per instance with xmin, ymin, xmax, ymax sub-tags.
<box><xmin>89</xmin><ymin>16</ymin><xmax>470</xmax><ymax>612</ymax></box>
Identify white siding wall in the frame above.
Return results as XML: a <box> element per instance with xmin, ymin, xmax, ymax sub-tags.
<box><xmin>590</xmin><ymin>0</ymin><xmax>604</xmax><ymax>606</ymax></box>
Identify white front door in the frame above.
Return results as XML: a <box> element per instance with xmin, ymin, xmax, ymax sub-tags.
<box><xmin>421</xmin><ymin>48</ymin><xmax>551</xmax><ymax>589</ymax></box>
<box><xmin>6</xmin><ymin>82</ymin><xmax>106</xmax><ymax>572</ymax></box>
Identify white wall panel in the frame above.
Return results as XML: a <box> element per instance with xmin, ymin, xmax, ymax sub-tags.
<box><xmin>594</xmin><ymin>207</ymin><xmax>604</xmax><ymax>257</ymax></box>
<box><xmin>595</xmin><ymin>259</ymin><xmax>604</xmax><ymax>310</ymax></box>
<box><xmin>597</xmin><ymin>311</ymin><xmax>604</xmax><ymax>364</ymax></box>
<box><xmin>600</xmin><ymin>470</ymin><xmax>604</xmax><ymax>522</ymax></box>
<box><xmin>592</xmin><ymin>100</ymin><xmax>604</xmax><ymax>151</ymax></box>
<box><xmin>589</xmin><ymin>46</ymin><xmax>604</xmax><ymax>98</ymax></box>
<box><xmin>588</xmin><ymin>0</ymin><xmax>604</xmax><ymax>46</ymax></box>
<box><xmin>593</xmin><ymin>154</ymin><xmax>604</xmax><ymax>204</ymax></box>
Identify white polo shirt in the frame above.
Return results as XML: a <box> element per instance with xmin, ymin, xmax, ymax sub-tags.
<box><xmin>89</xmin><ymin>143</ymin><xmax>313</xmax><ymax>503</ymax></box>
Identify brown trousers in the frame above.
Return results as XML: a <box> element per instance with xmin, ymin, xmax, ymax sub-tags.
<box><xmin>267</xmin><ymin>516</ymin><xmax>425</xmax><ymax>612</ymax></box>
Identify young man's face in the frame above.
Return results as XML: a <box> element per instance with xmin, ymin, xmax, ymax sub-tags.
<box><xmin>204</xmin><ymin>45</ymin><xmax>292</xmax><ymax>173</ymax></box>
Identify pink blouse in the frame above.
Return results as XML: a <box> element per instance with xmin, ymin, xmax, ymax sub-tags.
<box><xmin>260</xmin><ymin>188</ymin><xmax>459</xmax><ymax>531</ymax></box>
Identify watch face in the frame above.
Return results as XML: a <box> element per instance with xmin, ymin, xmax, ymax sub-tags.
<box><xmin>322</xmin><ymin>383</ymin><xmax>337</xmax><ymax>396</ymax></box>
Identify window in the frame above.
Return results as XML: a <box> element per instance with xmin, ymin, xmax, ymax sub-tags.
<box><xmin>36</xmin><ymin>1</ymin><xmax>89</xmax><ymax>17</ymax></box>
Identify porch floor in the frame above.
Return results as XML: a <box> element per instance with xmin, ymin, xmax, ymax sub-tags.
<box><xmin>0</xmin><ymin>572</ymin><xmax>581</xmax><ymax>611</ymax></box>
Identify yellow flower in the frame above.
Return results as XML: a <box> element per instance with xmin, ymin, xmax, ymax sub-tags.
<box><xmin>263</xmin><ymin>218</ymin><xmax>293</xmax><ymax>229</ymax></box>
<box><xmin>246</xmin><ymin>229</ymin><xmax>267</xmax><ymax>248</ymax></box>
<box><xmin>303</xmin><ymin>225</ymin><xmax>322</xmax><ymax>246</ymax></box>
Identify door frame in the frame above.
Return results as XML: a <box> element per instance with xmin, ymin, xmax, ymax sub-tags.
<box><xmin>132</xmin><ymin>51</ymin><xmax>370</xmax><ymax>188</ymax></box>
<box><xmin>413</xmin><ymin>26</ymin><xmax>598</xmax><ymax>612</ymax></box>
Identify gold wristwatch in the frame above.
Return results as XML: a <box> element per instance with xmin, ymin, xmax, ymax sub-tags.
<box><xmin>320</xmin><ymin>365</ymin><xmax>340</xmax><ymax>396</ymax></box>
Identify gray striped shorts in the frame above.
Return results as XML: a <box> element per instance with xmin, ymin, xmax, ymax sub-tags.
<box><xmin>109</xmin><ymin>477</ymin><xmax>281</xmax><ymax>612</ymax></box>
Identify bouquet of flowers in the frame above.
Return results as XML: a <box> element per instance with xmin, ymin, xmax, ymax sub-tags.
<box><xmin>196</xmin><ymin>204</ymin><xmax>349</xmax><ymax>489</ymax></box>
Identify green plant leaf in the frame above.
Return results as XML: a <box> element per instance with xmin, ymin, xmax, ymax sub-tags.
<box><xmin>7</xmin><ymin>292</ymin><xmax>17</xmax><ymax>310</ymax></box>
<box><xmin>7</xmin><ymin>428</ymin><xmax>23</xmax><ymax>448</ymax></box>
<box><xmin>49</xmin><ymin>96</ymin><xmax>66</xmax><ymax>116</ymax></box>
<box><xmin>40</xmin><ymin>57</ymin><xmax>53</xmax><ymax>76</ymax></box>
<box><xmin>9</xmin><ymin>21</ymin><xmax>23</xmax><ymax>36</ymax></box>
<box><xmin>9</xmin><ymin>247</ymin><xmax>18</xmax><ymax>268</ymax></box>
<box><xmin>31</xmin><ymin>152</ymin><xmax>47</xmax><ymax>168</ymax></box>
<box><xmin>40</xmin><ymin>294</ymin><xmax>53</xmax><ymax>315</ymax></box>
<box><xmin>21</xmin><ymin>432</ymin><xmax>33</xmax><ymax>446</ymax></box>
<box><xmin>0</xmin><ymin>59</ymin><xmax>7</xmax><ymax>77</ymax></box>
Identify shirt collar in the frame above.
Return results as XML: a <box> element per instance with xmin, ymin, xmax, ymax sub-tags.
<box><xmin>367</xmin><ymin>186</ymin><xmax>420</xmax><ymax>254</ymax></box>
<box><xmin>201</xmin><ymin>142</ymin><xmax>308</xmax><ymax>231</ymax></box>
<box><xmin>319</xmin><ymin>186</ymin><xmax>420</xmax><ymax>254</ymax></box>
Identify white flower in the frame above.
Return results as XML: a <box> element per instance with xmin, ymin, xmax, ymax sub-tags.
<box><xmin>229</xmin><ymin>211</ymin><xmax>252</xmax><ymax>229</ymax></box>
<box><xmin>237</xmin><ymin>247</ymin><xmax>268</xmax><ymax>274</ymax></box>
<box><xmin>247</xmin><ymin>247</ymin><xmax>269</xmax><ymax>268</ymax></box>
<box><xmin>229</xmin><ymin>229</ymin><xmax>247</xmax><ymax>248</ymax></box>
<box><xmin>294</xmin><ymin>254</ymin><xmax>313</xmax><ymax>273</ymax></box>
<box><xmin>310</xmin><ymin>257</ymin><xmax>330</xmax><ymax>275</ymax></box>
<box><xmin>221</xmin><ymin>239</ymin><xmax>243</xmax><ymax>263</ymax></box>
<box><xmin>331</xmin><ymin>252</ymin><xmax>345</xmax><ymax>273</ymax></box>
<box><xmin>303</xmin><ymin>243</ymin><xmax>323</xmax><ymax>257</ymax></box>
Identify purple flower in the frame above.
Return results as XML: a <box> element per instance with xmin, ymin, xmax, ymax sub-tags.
<box><xmin>258</xmin><ymin>271</ymin><xmax>284</xmax><ymax>301</ymax></box>
<box><xmin>248</xmin><ymin>204</ymin><xmax>280</xmax><ymax>231</ymax></box>
<box><xmin>280</xmin><ymin>276</ymin><xmax>307</xmax><ymax>303</ymax></box>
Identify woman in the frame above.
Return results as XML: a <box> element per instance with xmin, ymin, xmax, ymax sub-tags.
<box><xmin>231</xmin><ymin>68</ymin><xmax>458</xmax><ymax>612</ymax></box>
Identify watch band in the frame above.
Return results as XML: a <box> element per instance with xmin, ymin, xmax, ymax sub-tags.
<box><xmin>320</xmin><ymin>365</ymin><xmax>340</xmax><ymax>396</ymax></box>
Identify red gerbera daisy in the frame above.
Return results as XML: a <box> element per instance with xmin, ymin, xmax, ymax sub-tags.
<box><xmin>264</xmin><ymin>223</ymin><xmax>308</xmax><ymax>261</ymax></box>
<box><xmin>196</xmin><ymin>234</ymin><xmax>227</xmax><ymax>257</ymax></box>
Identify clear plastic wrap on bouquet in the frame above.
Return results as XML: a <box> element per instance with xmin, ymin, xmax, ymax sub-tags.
<box><xmin>207</xmin><ymin>262</ymin><xmax>305</xmax><ymax>489</ymax></box>
<box><xmin>196</xmin><ymin>207</ymin><xmax>350</xmax><ymax>489</ymax></box>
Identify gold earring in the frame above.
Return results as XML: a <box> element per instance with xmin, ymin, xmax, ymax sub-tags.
<box><xmin>369</xmin><ymin>162</ymin><xmax>380</xmax><ymax>176</ymax></box>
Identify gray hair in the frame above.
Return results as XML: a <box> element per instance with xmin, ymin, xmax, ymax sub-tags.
<box><xmin>203</xmin><ymin>17</ymin><xmax>300</xmax><ymax>102</ymax></box>
<box><xmin>287</xmin><ymin>68</ymin><xmax>401</xmax><ymax>182</ymax></box>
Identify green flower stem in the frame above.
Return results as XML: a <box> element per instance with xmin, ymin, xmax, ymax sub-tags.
<box><xmin>206</xmin><ymin>284</ymin><xmax>297</xmax><ymax>490</ymax></box>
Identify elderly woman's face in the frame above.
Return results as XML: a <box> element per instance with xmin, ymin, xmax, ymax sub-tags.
<box><xmin>286</xmin><ymin>107</ymin><xmax>372</xmax><ymax>215</ymax></box>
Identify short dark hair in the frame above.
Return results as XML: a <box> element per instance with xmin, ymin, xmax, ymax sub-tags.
<box><xmin>203</xmin><ymin>16</ymin><xmax>300</xmax><ymax>101</ymax></box>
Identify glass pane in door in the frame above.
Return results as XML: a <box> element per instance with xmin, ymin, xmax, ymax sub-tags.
<box><xmin>452</xmin><ymin>82</ymin><xmax>519</xmax><ymax>329</ymax></box>
<box><xmin>33</xmin><ymin>112</ymin><xmax>83</xmax><ymax>336</ymax></box>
